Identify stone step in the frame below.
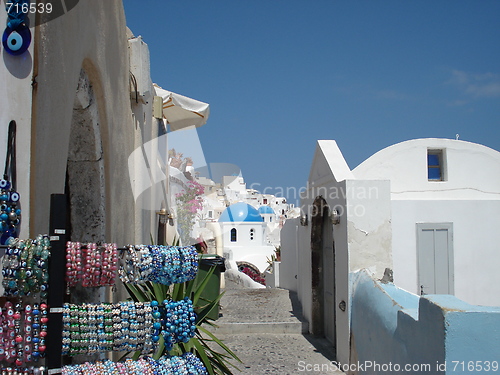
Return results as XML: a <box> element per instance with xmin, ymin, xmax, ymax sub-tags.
<box><xmin>210</xmin><ymin>286</ymin><xmax>309</xmax><ymax>334</ymax></box>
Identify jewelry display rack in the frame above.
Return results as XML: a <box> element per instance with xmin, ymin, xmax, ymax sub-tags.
<box><xmin>0</xmin><ymin>194</ymin><xmax>66</xmax><ymax>374</ymax></box>
<box><xmin>2</xmin><ymin>193</ymin><xmax>205</xmax><ymax>374</ymax></box>
<box><xmin>46</xmin><ymin>193</ymin><xmax>68</xmax><ymax>375</ymax></box>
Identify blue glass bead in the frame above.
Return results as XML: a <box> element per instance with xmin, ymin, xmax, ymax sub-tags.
<box><xmin>151</xmin><ymin>301</ymin><xmax>159</xmax><ymax>307</ymax></box>
<box><xmin>3</xmin><ymin>22</ymin><xmax>31</xmax><ymax>56</ymax></box>
<box><xmin>8</xmin><ymin>191</ymin><xmax>20</xmax><ymax>202</ymax></box>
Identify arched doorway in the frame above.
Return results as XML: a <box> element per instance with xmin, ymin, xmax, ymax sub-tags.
<box><xmin>310</xmin><ymin>196</ymin><xmax>336</xmax><ymax>346</ymax></box>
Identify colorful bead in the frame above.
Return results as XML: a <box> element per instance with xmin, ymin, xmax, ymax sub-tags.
<box><xmin>61</xmin><ymin>354</ymin><xmax>208</xmax><ymax>375</ymax></box>
<box><xmin>2</xmin><ymin>235</ymin><xmax>51</xmax><ymax>299</ymax></box>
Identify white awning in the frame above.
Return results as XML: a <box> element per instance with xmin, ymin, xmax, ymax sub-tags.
<box><xmin>154</xmin><ymin>84</ymin><xmax>210</xmax><ymax>131</ymax></box>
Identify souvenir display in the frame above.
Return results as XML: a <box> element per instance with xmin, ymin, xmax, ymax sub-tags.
<box><xmin>65</xmin><ymin>243</ymin><xmax>198</xmax><ymax>289</ymax></box>
<box><xmin>0</xmin><ymin>232</ymin><xmax>205</xmax><ymax>374</ymax></box>
<box><xmin>0</xmin><ymin>121</ymin><xmax>21</xmax><ymax>245</ymax></box>
<box><xmin>61</xmin><ymin>298</ymin><xmax>196</xmax><ymax>356</ymax></box>
<box><xmin>61</xmin><ymin>353</ymin><xmax>207</xmax><ymax>375</ymax></box>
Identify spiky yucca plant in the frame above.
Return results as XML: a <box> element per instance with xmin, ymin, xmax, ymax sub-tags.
<box><xmin>124</xmin><ymin>266</ymin><xmax>241</xmax><ymax>374</ymax></box>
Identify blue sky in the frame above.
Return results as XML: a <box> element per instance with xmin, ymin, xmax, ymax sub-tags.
<box><xmin>123</xmin><ymin>1</ymin><xmax>500</xmax><ymax>204</ymax></box>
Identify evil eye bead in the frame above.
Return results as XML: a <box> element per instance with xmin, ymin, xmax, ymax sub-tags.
<box><xmin>9</xmin><ymin>192</ymin><xmax>20</xmax><ymax>202</ymax></box>
<box><xmin>0</xmin><ymin>179</ymin><xmax>9</xmax><ymax>189</ymax></box>
<box><xmin>2</xmin><ymin>24</ymin><xmax>31</xmax><ymax>56</ymax></box>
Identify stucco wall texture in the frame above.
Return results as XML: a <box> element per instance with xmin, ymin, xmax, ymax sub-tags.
<box><xmin>29</xmin><ymin>0</ymin><xmax>161</xmax><ymax>246</ymax></box>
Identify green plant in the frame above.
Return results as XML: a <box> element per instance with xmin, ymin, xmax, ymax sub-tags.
<box><xmin>266</xmin><ymin>246</ymin><xmax>281</xmax><ymax>269</ymax></box>
<box><xmin>124</xmin><ymin>268</ymin><xmax>242</xmax><ymax>374</ymax></box>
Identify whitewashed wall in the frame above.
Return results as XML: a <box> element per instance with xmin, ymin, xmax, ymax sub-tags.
<box><xmin>0</xmin><ymin>10</ymin><xmax>35</xmax><ymax>238</ymax></box>
<box><xmin>287</xmin><ymin>140</ymin><xmax>392</xmax><ymax>365</ymax></box>
<box><xmin>31</xmin><ymin>0</ymin><xmax>162</xmax><ymax>246</ymax></box>
<box><xmin>279</xmin><ymin>217</ymin><xmax>299</xmax><ymax>292</ymax></box>
<box><xmin>354</xmin><ymin>138</ymin><xmax>500</xmax><ymax>306</ymax></box>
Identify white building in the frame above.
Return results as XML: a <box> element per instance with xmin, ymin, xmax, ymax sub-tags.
<box><xmin>353</xmin><ymin>138</ymin><xmax>500</xmax><ymax>305</ymax></box>
<box><xmin>280</xmin><ymin>138</ymin><xmax>500</xmax><ymax>365</ymax></box>
<box><xmin>218</xmin><ymin>202</ymin><xmax>276</xmax><ymax>273</ymax></box>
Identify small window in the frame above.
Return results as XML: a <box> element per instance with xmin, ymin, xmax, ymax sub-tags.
<box><xmin>230</xmin><ymin>228</ymin><xmax>237</xmax><ymax>242</ymax></box>
<box><xmin>208</xmin><ymin>210</ymin><xmax>213</xmax><ymax>219</ymax></box>
<box><xmin>428</xmin><ymin>150</ymin><xmax>445</xmax><ymax>181</ymax></box>
<box><xmin>263</xmin><ymin>198</ymin><xmax>268</xmax><ymax>204</ymax></box>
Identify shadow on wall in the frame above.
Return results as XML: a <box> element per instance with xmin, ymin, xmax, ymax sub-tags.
<box><xmin>350</xmin><ymin>270</ymin><xmax>500</xmax><ymax>374</ymax></box>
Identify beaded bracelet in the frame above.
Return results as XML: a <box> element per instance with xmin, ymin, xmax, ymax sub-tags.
<box><xmin>66</xmin><ymin>242</ymin><xmax>119</xmax><ymax>291</ymax></box>
<box><xmin>0</xmin><ymin>303</ymin><xmax>49</xmax><ymax>366</ymax></box>
<box><xmin>146</xmin><ymin>245</ymin><xmax>198</xmax><ymax>285</ymax></box>
<box><xmin>162</xmin><ymin>297</ymin><xmax>197</xmax><ymax>351</ymax></box>
<box><xmin>62</xmin><ymin>301</ymin><xmax>161</xmax><ymax>356</ymax></box>
<box><xmin>23</xmin><ymin>303</ymin><xmax>32</xmax><ymax>363</ymax></box>
<box><xmin>4</xmin><ymin>301</ymin><xmax>16</xmax><ymax>363</ymax></box>
<box><xmin>13</xmin><ymin>303</ymin><xmax>23</xmax><ymax>367</ymax></box>
<box><xmin>2</xmin><ymin>235</ymin><xmax>51</xmax><ymax>299</ymax></box>
<box><xmin>65</xmin><ymin>241</ymin><xmax>81</xmax><ymax>289</ymax></box>
<box><xmin>60</xmin><ymin>299</ymin><xmax>197</xmax><ymax>356</ymax></box>
<box><xmin>61</xmin><ymin>354</ymin><xmax>208</xmax><ymax>375</ymax></box>
<box><xmin>0</xmin><ymin>367</ymin><xmax>46</xmax><ymax>375</ymax></box>
<box><xmin>31</xmin><ymin>303</ymin><xmax>48</xmax><ymax>361</ymax></box>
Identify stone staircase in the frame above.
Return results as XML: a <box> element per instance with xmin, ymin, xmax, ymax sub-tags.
<box><xmin>210</xmin><ymin>284</ymin><xmax>309</xmax><ymax>334</ymax></box>
<box><xmin>205</xmin><ymin>281</ymin><xmax>344</xmax><ymax>374</ymax></box>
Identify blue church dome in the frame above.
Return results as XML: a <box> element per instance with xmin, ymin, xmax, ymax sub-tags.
<box><xmin>219</xmin><ymin>202</ymin><xmax>264</xmax><ymax>222</ymax></box>
<box><xmin>258</xmin><ymin>206</ymin><xmax>275</xmax><ymax>215</ymax></box>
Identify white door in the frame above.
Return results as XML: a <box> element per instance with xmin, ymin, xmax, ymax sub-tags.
<box><xmin>417</xmin><ymin>223</ymin><xmax>454</xmax><ymax>295</ymax></box>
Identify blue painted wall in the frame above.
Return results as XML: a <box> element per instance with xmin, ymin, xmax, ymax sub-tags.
<box><xmin>350</xmin><ymin>270</ymin><xmax>500</xmax><ymax>374</ymax></box>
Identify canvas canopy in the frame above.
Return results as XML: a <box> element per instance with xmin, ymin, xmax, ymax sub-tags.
<box><xmin>153</xmin><ymin>84</ymin><xmax>210</xmax><ymax>131</ymax></box>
